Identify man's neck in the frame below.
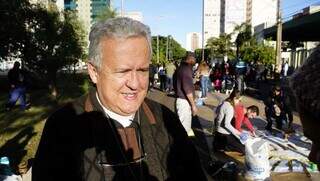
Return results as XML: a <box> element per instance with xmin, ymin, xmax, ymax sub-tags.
<box><xmin>95</xmin><ymin>92</ymin><xmax>135</xmax><ymax>127</ymax></box>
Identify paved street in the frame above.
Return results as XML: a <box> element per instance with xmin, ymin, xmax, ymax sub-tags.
<box><xmin>147</xmin><ymin>84</ymin><xmax>304</xmax><ymax>179</ymax></box>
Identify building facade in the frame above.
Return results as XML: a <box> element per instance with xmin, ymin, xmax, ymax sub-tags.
<box><xmin>204</xmin><ymin>0</ymin><xmax>277</xmax><ymax>45</ymax></box>
<box><xmin>204</xmin><ymin>0</ymin><xmax>221</xmax><ymax>46</ymax></box>
<box><xmin>186</xmin><ymin>32</ymin><xmax>201</xmax><ymax>52</ymax></box>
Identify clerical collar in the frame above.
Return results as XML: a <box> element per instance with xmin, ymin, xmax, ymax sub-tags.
<box><xmin>96</xmin><ymin>93</ymin><xmax>134</xmax><ymax>128</ymax></box>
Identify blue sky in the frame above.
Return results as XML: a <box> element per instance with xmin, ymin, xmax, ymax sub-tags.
<box><xmin>113</xmin><ymin>0</ymin><xmax>320</xmax><ymax>48</ymax></box>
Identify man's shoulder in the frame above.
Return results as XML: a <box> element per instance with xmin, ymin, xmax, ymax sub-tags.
<box><xmin>46</xmin><ymin>95</ymin><xmax>87</xmax><ymax>124</ymax></box>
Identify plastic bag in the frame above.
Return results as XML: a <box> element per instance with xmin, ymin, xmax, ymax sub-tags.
<box><xmin>245</xmin><ymin>138</ymin><xmax>270</xmax><ymax>180</ymax></box>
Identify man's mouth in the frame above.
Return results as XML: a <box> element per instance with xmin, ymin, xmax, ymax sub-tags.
<box><xmin>123</xmin><ymin>93</ymin><xmax>137</xmax><ymax>100</ymax></box>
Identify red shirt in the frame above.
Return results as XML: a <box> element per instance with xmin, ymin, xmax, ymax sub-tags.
<box><xmin>234</xmin><ymin>104</ymin><xmax>254</xmax><ymax>133</ymax></box>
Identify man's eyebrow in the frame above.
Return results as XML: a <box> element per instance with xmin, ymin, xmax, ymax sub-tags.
<box><xmin>114</xmin><ymin>68</ymin><xmax>131</xmax><ymax>72</ymax></box>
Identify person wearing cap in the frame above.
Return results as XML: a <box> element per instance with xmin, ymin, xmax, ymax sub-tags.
<box><xmin>264</xmin><ymin>85</ymin><xmax>293</xmax><ymax>131</ymax></box>
<box><xmin>173</xmin><ymin>52</ymin><xmax>197</xmax><ymax>136</ymax></box>
<box><xmin>290</xmin><ymin>46</ymin><xmax>320</xmax><ymax>170</ymax></box>
<box><xmin>32</xmin><ymin>17</ymin><xmax>206</xmax><ymax>181</ymax></box>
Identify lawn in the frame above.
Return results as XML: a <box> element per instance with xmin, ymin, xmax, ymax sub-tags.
<box><xmin>0</xmin><ymin>72</ymin><xmax>90</xmax><ymax>173</ymax></box>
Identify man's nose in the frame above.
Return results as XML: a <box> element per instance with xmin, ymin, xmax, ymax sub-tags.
<box><xmin>127</xmin><ymin>71</ymin><xmax>139</xmax><ymax>89</ymax></box>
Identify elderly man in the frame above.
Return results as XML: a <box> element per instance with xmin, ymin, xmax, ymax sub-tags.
<box><xmin>290</xmin><ymin>46</ymin><xmax>320</xmax><ymax>170</ymax></box>
<box><xmin>32</xmin><ymin>18</ymin><xmax>206</xmax><ymax>180</ymax></box>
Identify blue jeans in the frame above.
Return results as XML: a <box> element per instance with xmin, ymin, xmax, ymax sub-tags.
<box><xmin>200</xmin><ymin>76</ymin><xmax>209</xmax><ymax>98</ymax></box>
<box><xmin>7</xmin><ymin>86</ymin><xmax>26</xmax><ymax>110</ymax></box>
<box><xmin>166</xmin><ymin>76</ymin><xmax>173</xmax><ymax>91</ymax></box>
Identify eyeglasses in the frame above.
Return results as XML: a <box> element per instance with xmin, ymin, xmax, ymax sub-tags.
<box><xmin>96</xmin><ymin>120</ymin><xmax>147</xmax><ymax>168</ymax></box>
<box><xmin>97</xmin><ymin>153</ymin><xmax>147</xmax><ymax>167</ymax></box>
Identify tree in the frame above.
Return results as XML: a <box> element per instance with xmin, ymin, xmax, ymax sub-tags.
<box><xmin>1</xmin><ymin>1</ymin><xmax>87</xmax><ymax>97</ymax></box>
<box><xmin>194</xmin><ymin>48</ymin><xmax>210</xmax><ymax>62</ymax></box>
<box><xmin>0</xmin><ymin>0</ymin><xmax>33</xmax><ymax>62</ymax></box>
<box><xmin>151</xmin><ymin>36</ymin><xmax>185</xmax><ymax>65</ymax></box>
<box><xmin>233</xmin><ymin>23</ymin><xmax>253</xmax><ymax>58</ymax></box>
<box><xmin>206</xmin><ymin>33</ymin><xmax>233</xmax><ymax>60</ymax></box>
<box><xmin>16</xmin><ymin>2</ymin><xmax>86</xmax><ymax>96</ymax></box>
<box><xmin>94</xmin><ymin>6</ymin><xmax>117</xmax><ymax>23</ymax></box>
<box><xmin>241</xmin><ymin>41</ymin><xmax>275</xmax><ymax>65</ymax></box>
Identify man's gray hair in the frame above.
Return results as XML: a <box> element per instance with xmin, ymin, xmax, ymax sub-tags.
<box><xmin>88</xmin><ymin>17</ymin><xmax>152</xmax><ymax>68</ymax></box>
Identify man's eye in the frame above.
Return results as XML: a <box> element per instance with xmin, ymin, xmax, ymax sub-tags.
<box><xmin>140</xmin><ymin>69</ymin><xmax>149</xmax><ymax>72</ymax></box>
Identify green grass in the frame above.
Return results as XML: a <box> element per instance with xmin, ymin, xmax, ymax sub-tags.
<box><xmin>0</xmin><ymin>72</ymin><xmax>90</xmax><ymax>172</ymax></box>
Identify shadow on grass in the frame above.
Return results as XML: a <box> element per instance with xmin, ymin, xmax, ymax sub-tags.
<box><xmin>0</xmin><ymin>72</ymin><xmax>91</xmax><ymax>171</ymax></box>
<box><xmin>0</xmin><ymin>126</ymin><xmax>36</xmax><ymax>173</ymax></box>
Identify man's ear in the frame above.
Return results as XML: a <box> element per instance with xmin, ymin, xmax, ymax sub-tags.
<box><xmin>87</xmin><ymin>62</ymin><xmax>98</xmax><ymax>84</ymax></box>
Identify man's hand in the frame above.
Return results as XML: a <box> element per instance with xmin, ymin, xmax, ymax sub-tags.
<box><xmin>191</xmin><ymin>105</ymin><xmax>198</xmax><ymax>116</ymax></box>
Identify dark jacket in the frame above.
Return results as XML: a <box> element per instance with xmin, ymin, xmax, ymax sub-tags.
<box><xmin>32</xmin><ymin>89</ymin><xmax>207</xmax><ymax>181</ymax></box>
<box><xmin>7</xmin><ymin>67</ymin><xmax>25</xmax><ymax>87</ymax></box>
<box><xmin>173</xmin><ymin>63</ymin><xmax>194</xmax><ymax>100</ymax></box>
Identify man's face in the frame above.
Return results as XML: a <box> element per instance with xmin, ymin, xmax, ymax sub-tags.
<box><xmin>187</xmin><ymin>56</ymin><xmax>196</xmax><ymax>65</ymax></box>
<box><xmin>88</xmin><ymin>36</ymin><xmax>150</xmax><ymax>116</ymax></box>
<box><xmin>300</xmin><ymin>114</ymin><xmax>320</xmax><ymax>170</ymax></box>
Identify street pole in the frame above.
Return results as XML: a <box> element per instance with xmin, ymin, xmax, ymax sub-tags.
<box><xmin>157</xmin><ymin>35</ymin><xmax>159</xmax><ymax>64</ymax></box>
<box><xmin>121</xmin><ymin>0</ymin><xmax>124</xmax><ymax>17</ymax></box>
<box><xmin>166</xmin><ymin>35</ymin><xmax>169</xmax><ymax>62</ymax></box>
<box><xmin>201</xmin><ymin>0</ymin><xmax>205</xmax><ymax>62</ymax></box>
<box><xmin>275</xmin><ymin>0</ymin><xmax>282</xmax><ymax>73</ymax></box>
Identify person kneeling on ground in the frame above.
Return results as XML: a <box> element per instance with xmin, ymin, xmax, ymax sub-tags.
<box><xmin>234</xmin><ymin>104</ymin><xmax>259</xmax><ymax>137</ymax></box>
<box><xmin>213</xmin><ymin>90</ymin><xmax>246</xmax><ymax>154</ymax></box>
<box><xmin>265</xmin><ymin>85</ymin><xmax>293</xmax><ymax>132</ymax></box>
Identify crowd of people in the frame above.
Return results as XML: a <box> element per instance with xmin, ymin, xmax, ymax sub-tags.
<box><xmin>2</xmin><ymin>17</ymin><xmax>319</xmax><ymax>180</ymax></box>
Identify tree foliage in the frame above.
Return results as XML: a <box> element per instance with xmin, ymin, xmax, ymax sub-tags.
<box><xmin>0</xmin><ymin>0</ymin><xmax>33</xmax><ymax>60</ymax></box>
<box><xmin>0</xmin><ymin>0</ymin><xmax>87</xmax><ymax>95</ymax></box>
<box><xmin>206</xmin><ymin>33</ymin><xmax>234</xmax><ymax>59</ymax></box>
<box><xmin>233</xmin><ymin>23</ymin><xmax>253</xmax><ymax>58</ymax></box>
<box><xmin>194</xmin><ymin>48</ymin><xmax>210</xmax><ymax>62</ymax></box>
<box><xmin>94</xmin><ymin>6</ymin><xmax>117</xmax><ymax>23</ymax></box>
<box><xmin>151</xmin><ymin>36</ymin><xmax>185</xmax><ymax>65</ymax></box>
<box><xmin>241</xmin><ymin>41</ymin><xmax>275</xmax><ymax>65</ymax></box>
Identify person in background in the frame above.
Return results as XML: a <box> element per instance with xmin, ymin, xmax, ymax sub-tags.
<box><xmin>234</xmin><ymin>104</ymin><xmax>259</xmax><ymax>136</ymax></box>
<box><xmin>174</xmin><ymin>52</ymin><xmax>198</xmax><ymax>137</ymax></box>
<box><xmin>165</xmin><ymin>61</ymin><xmax>176</xmax><ymax>93</ymax></box>
<box><xmin>265</xmin><ymin>85</ymin><xmax>293</xmax><ymax>131</ymax></box>
<box><xmin>197</xmin><ymin>61</ymin><xmax>210</xmax><ymax>98</ymax></box>
<box><xmin>283</xmin><ymin>61</ymin><xmax>289</xmax><ymax>77</ymax></box>
<box><xmin>213</xmin><ymin>90</ymin><xmax>245</xmax><ymax>154</ymax></box>
<box><xmin>222</xmin><ymin>70</ymin><xmax>234</xmax><ymax>95</ymax></box>
<box><xmin>149</xmin><ymin>63</ymin><xmax>157</xmax><ymax>91</ymax></box>
<box><xmin>290</xmin><ymin>46</ymin><xmax>320</xmax><ymax>170</ymax></box>
<box><xmin>5</xmin><ymin>61</ymin><xmax>28</xmax><ymax>111</ymax></box>
<box><xmin>158</xmin><ymin>64</ymin><xmax>166</xmax><ymax>91</ymax></box>
<box><xmin>235</xmin><ymin>58</ymin><xmax>247</xmax><ymax>94</ymax></box>
<box><xmin>33</xmin><ymin>17</ymin><xmax>207</xmax><ymax>181</ymax></box>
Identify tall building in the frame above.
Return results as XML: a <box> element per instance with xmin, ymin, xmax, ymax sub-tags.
<box><xmin>186</xmin><ymin>32</ymin><xmax>201</xmax><ymax>52</ymax></box>
<box><xmin>204</xmin><ymin>0</ymin><xmax>220</xmax><ymax>46</ymax></box>
<box><xmin>91</xmin><ymin>0</ymin><xmax>110</xmax><ymax>23</ymax></box>
<box><xmin>224</xmin><ymin>0</ymin><xmax>246</xmax><ymax>35</ymax></box>
<box><xmin>250</xmin><ymin>0</ymin><xmax>277</xmax><ymax>29</ymax></box>
<box><xmin>203</xmin><ymin>0</ymin><xmax>277</xmax><ymax>45</ymax></box>
<box><xmin>60</xmin><ymin>0</ymin><xmax>110</xmax><ymax>44</ymax></box>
